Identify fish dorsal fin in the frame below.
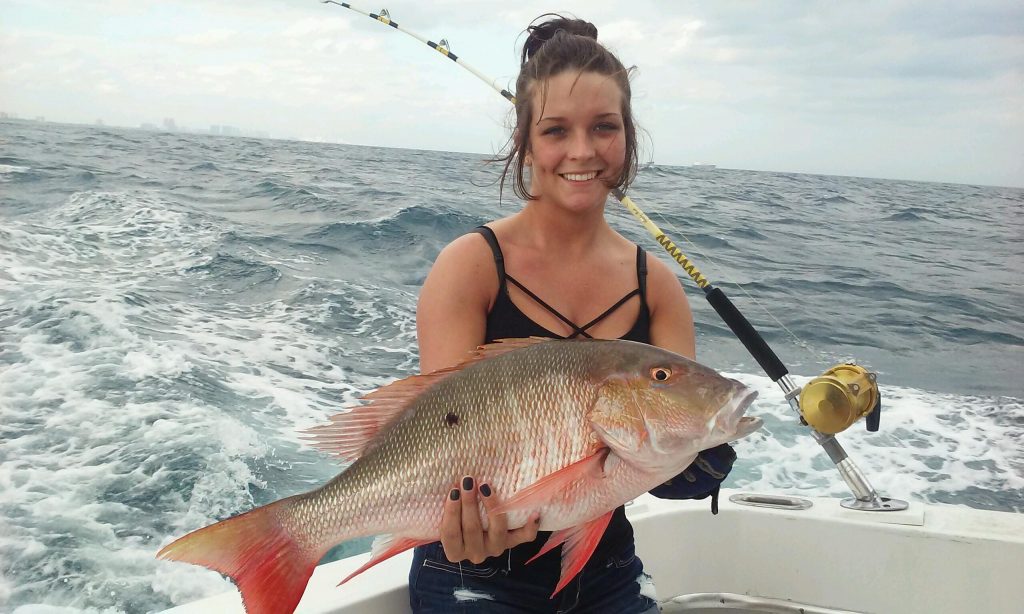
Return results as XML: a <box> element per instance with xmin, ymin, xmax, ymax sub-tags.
<box><xmin>302</xmin><ymin>368</ymin><xmax>453</xmax><ymax>462</ymax></box>
<box><xmin>467</xmin><ymin>336</ymin><xmax>554</xmax><ymax>360</ymax></box>
<box><xmin>303</xmin><ymin>337</ymin><xmax>553</xmax><ymax>461</ymax></box>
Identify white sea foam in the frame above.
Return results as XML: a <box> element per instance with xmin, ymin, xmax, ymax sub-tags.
<box><xmin>0</xmin><ymin>188</ymin><xmax>422</xmax><ymax>611</ymax></box>
<box><xmin>0</xmin><ymin>163</ymin><xmax>30</xmax><ymax>183</ymax></box>
<box><xmin>724</xmin><ymin>372</ymin><xmax>1023</xmax><ymax>509</ymax></box>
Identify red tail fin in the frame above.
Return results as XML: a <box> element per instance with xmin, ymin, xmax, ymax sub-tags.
<box><xmin>157</xmin><ymin>497</ymin><xmax>323</xmax><ymax>614</ymax></box>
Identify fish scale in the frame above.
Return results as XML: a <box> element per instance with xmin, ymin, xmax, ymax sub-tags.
<box><xmin>295</xmin><ymin>342</ymin><xmax>599</xmax><ymax>541</ymax></box>
<box><xmin>157</xmin><ymin>338</ymin><xmax>760</xmax><ymax>614</ymax></box>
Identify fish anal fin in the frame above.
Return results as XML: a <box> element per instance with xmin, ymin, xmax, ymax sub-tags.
<box><xmin>338</xmin><ymin>534</ymin><xmax>432</xmax><ymax>586</ymax></box>
<box><xmin>527</xmin><ymin>510</ymin><xmax>615</xmax><ymax>597</ymax></box>
<box><xmin>491</xmin><ymin>448</ymin><xmax>609</xmax><ymax>516</ymax></box>
<box><xmin>303</xmin><ymin>338</ymin><xmax>553</xmax><ymax>462</ymax></box>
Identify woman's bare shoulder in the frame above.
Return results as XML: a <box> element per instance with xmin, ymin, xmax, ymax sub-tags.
<box><xmin>432</xmin><ymin>230</ymin><xmax>496</xmax><ymax>278</ymax></box>
<box><xmin>422</xmin><ymin>229</ymin><xmax>501</xmax><ymax>307</ymax></box>
<box><xmin>417</xmin><ymin>229</ymin><xmax>502</xmax><ymax>371</ymax></box>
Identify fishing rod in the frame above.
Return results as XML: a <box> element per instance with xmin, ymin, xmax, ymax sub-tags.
<box><xmin>322</xmin><ymin>1</ymin><xmax>906</xmax><ymax>512</ymax></box>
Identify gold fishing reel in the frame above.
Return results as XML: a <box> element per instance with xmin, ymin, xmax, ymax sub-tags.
<box><xmin>798</xmin><ymin>364</ymin><xmax>880</xmax><ymax>434</ymax></box>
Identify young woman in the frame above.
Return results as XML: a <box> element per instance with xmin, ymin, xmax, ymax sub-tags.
<box><xmin>410</xmin><ymin>15</ymin><xmax>735</xmax><ymax>613</ymax></box>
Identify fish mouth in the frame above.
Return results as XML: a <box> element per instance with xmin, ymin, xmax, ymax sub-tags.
<box><xmin>733</xmin><ymin>415</ymin><xmax>763</xmax><ymax>438</ymax></box>
<box><xmin>715</xmin><ymin>386</ymin><xmax>761</xmax><ymax>438</ymax></box>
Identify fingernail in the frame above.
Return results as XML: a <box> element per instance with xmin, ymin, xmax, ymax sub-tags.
<box><xmin>479</xmin><ymin>483</ymin><xmax>491</xmax><ymax>497</ymax></box>
<box><xmin>450</xmin><ymin>489</ymin><xmax>460</xmax><ymax>501</ymax></box>
<box><xmin>462</xmin><ymin>476</ymin><xmax>474</xmax><ymax>491</ymax></box>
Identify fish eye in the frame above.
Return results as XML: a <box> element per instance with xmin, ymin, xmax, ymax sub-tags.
<box><xmin>651</xmin><ymin>367</ymin><xmax>672</xmax><ymax>382</ymax></box>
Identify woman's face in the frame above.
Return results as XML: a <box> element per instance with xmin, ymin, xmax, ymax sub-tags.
<box><xmin>526</xmin><ymin>71</ymin><xmax>626</xmax><ymax>213</ymax></box>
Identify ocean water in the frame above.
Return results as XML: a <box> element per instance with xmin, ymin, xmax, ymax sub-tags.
<box><xmin>0</xmin><ymin>120</ymin><xmax>1021</xmax><ymax>613</ymax></box>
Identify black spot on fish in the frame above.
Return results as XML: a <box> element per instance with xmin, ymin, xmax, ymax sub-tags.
<box><xmin>445</xmin><ymin>412</ymin><xmax>459</xmax><ymax>427</ymax></box>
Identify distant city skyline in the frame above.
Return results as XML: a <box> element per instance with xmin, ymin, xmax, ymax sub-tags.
<box><xmin>1</xmin><ymin>110</ymin><xmax>273</xmax><ymax>139</ymax></box>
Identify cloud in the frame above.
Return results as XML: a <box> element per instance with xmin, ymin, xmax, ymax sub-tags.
<box><xmin>95</xmin><ymin>79</ymin><xmax>118</xmax><ymax>94</ymax></box>
<box><xmin>601</xmin><ymin>18</ymin><xmax>704</xmax><ymax>64</ymax></box>
<box><xmin>176</xmin><ymin>29</ymin><xmax>239</xmax><ymax>47</ymax></box>
<box><xmin>0</xmin><ymin>0</ymin><xmax>1020</xmax><ymax>186</ymax></box>
<box><xmin>282</xmin><ymin>17</ymin><xmax>352</xmax><ymax>39</ymax></box>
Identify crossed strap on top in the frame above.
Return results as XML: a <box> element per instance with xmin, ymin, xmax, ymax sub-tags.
<box><xmin>474</xmin><ymin>226</ymin><xmax>647</xmax><ymax>339</ymax></box>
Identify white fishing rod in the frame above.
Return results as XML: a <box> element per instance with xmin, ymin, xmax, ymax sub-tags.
<box><xmin>322</xmin><ymin>1</ymin><xmax>906</xmax><ymax>511</ymax></box>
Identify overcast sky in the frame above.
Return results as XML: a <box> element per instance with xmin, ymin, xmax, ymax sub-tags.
<box><xmin>2</xmin><ymin>0</ymin><xmax>1022</xmax><ymax>187</ymax></box>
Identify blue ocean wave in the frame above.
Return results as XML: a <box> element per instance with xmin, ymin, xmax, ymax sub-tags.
<box><xmin>1</xmin><ymin>120</ymin><xmax>1022</xmax><ymax>614</ymax></box>
<box><xmin>882</xmin><ymin>206</ymin><xmax>935</xmax><ymax>222</ymax></box>
<box><xmin>185</xmin><ymin>253</ymin><xmax>283</xmax><ymax>289</ymax></box>
<box><xmin>303</xmin><ymin>204</ymin><xmax>483</xmax><ymax>251</ymax></box>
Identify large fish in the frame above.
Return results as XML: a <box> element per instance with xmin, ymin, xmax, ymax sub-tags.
<box><xmin>157</xmin><ymin>338</ymin><xmax>761</xmax><ymax>613</ymax></box>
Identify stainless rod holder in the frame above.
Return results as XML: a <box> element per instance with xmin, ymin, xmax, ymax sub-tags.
<box><xmin>776</xmin><ymin>375</ymin><xmax>908</xmax><ymax>511</ymax></box>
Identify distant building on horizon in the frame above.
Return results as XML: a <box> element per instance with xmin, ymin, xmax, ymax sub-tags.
<box><xmin>163</xmin><ymin>118</ymin><xmax>177</xmax><ymax>131</ymax></box>
<box><xmin>209</xmin><ymin>124</ymin><xmax>241</xmax><ymax>136</ymax></box>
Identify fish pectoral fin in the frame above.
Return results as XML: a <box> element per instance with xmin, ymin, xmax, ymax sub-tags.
<box><xmin>526</xmin><ymin>510</ymin><xmax>615</xmax><ymax>597</ymax></box>
<box><xmin>491</xmin><ymin>449</ymin><xmax>610</xmax><ymax>516</ymax></box>
<box><xmin>338</xmin><ymin>534</ymin><xmax>433</xmax><ymax>586</ymax></box>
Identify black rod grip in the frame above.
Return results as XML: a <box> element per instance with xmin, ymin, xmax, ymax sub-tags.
<box><xmin>705</xmin><ymin>287</ymin><xmax>789</xmax><ymax>381</ymax></box>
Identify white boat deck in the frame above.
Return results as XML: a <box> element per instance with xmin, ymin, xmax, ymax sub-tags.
<box><xmin>162</xmin><ymin>490</ymin><xmax>1024</xmax><ymax>613</ymax></box>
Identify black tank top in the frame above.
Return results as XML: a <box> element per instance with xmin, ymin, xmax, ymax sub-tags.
<box><xmin>475</xmin><ymin>225</ymin><xmax>651</xmax><ymax>343</ymax></box>
<box><xmin>472</xmin><ymin>225</ymin><xmax>650</xmax><ymax>572</ymax></box>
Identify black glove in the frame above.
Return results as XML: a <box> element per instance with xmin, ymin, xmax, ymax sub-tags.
<box><xmin>648</xmin><ymin>443</ymin><xmax>737</xmax><ymax>514</ymax></box>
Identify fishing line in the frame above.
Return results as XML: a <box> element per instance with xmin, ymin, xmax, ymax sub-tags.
<box><xmin>322</xmin><ymin>2</ymin><xmax>706</xmax><ymax>286</ymax></box>
<box><xmin>320</xmin><ymin>1</ymin><xmax>805</xmax><ymax>370</ymax></box>
<box><xmin>622</xmin><ymin>185</ymin><xmax>835</xmax><ymax>365</ymax></box>
<box><xmin>321</xmin><ymin>0</ymin><xmax>898</xmax><ymax>512</ymax></box>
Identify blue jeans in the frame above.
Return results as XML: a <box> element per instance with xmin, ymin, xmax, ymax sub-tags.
<box><xmin>408</xmin><ymin>541</ymin><xmax>659</xmax><ymax>613</ymax></box>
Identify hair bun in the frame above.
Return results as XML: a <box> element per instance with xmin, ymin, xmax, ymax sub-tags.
<box><xmin>521</xmin><ymin>14</ymin><xmax>599</xmax><ymax>65</ymax></box>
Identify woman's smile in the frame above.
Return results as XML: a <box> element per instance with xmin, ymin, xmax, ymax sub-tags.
<box><xmin>560</xmin><ymin>170</ymin><xmax>601</xmax><ymax>183</ymax></box>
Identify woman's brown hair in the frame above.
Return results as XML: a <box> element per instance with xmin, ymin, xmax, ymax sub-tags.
<box><xmin>498</xmin><ymin>14</ymin><xmax>639</xmax><ymax>201</ymax></box>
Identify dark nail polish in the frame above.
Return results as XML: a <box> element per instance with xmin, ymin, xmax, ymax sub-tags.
<box><xmin>450</xmin><ymin>489</ymin><xmax>460</xmax><ymax>501</ymax></box>
<box><xmin>480</xmin><ymin>483</ymin><xmax>492</xmax><ymax>497</ymax></box>
<box><xmin>462</xmin><ymin>476</ymin><xmax>474</xmax><ymax>491</ymax></box>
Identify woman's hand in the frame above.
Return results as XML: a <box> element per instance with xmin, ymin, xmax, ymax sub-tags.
<box><xmin>438</xmin><ymin>476</ymin><xmax>541</xmax><ymax>564</ymax></box>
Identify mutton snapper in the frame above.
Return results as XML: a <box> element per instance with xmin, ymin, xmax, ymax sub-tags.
<box><xmin>157</xmin><ymin>338</ymin><xmax>761</xmax><ymax>613</ymax></box>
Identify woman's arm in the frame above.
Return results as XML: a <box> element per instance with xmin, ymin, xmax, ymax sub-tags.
<box><xmin>417</xmin><ymin>233</ymin><xmax>494</xmax><ymax>372</ymax></box>
<box><xmin>416</xmin><ymin>232</ymin><xmax>540</xmax><ymax>562</ymax></box>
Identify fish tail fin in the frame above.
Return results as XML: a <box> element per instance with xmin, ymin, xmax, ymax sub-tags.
<box><xmin>157</xmin><ymin>496</ymin><xmax>324</xmax><ymax>614</ymax></box>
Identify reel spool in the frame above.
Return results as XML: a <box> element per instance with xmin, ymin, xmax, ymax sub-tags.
<box><xmin>799</xmin><ymin>364</ymin><xmax>880</xmax><ymax>434</ymax></box>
